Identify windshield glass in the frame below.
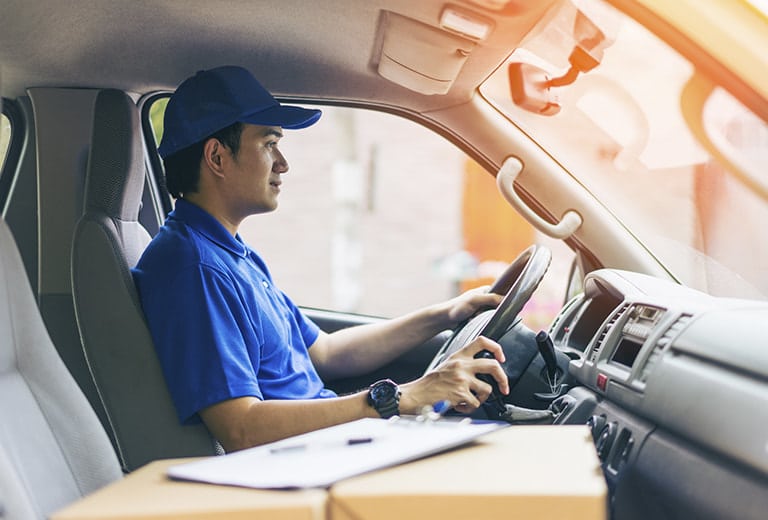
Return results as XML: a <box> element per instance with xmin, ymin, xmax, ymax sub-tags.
<box><xmin>481</xmin><ymin>0</ymin><xmax>768</xmax><ymax>300</ymax></box>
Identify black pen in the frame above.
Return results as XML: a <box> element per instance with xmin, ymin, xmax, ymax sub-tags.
<box><xmin>269</xmin><ymin>436</ymin><xmax>373</xmax><ymax>454</ymax></box>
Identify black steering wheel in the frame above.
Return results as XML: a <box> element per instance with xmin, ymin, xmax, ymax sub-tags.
<box><xmin>424</xmin><ymin>244</ymin><xmax>552</xmax><ymax>374</ymax></box>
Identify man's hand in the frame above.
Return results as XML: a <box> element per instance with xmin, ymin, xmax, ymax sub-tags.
<box><xmin>439</xmin><ymin>286</ymin><xmax>504</xmax><ymax>328</ymax></box>
<box><xmin>399</xmin><ymin>336</ymin><xmax>509</xmax><ymax>415</ymax></box>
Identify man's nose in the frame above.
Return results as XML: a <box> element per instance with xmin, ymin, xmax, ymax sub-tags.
<box><xmin>273</xmin><ymin>150</ymin><xmax>289</xmax><ymax>173</ymax></box>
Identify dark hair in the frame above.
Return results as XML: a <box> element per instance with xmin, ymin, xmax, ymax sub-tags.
<box><xmin>163</xmin><ymin>122</ymin><xmax>245</xmax><ymax>198</ymax></box>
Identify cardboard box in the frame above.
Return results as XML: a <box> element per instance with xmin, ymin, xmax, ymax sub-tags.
<box><xmin>53</xmin><ymin>426</ymin><xmax>605</xmax><ymax>520</ymax></box>
<box><xmin>329</xmin><ymin>425</ymin><xmax>606</xmax><ymax>520</ymax></box>
<box><xmin>51</xmin><ymin>458</ymin><xmax>327</xmax><ymax>520</ymax></box>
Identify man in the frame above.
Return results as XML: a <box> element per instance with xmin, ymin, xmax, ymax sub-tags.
<box><xmin>133</xmin><ymin>65</ymin><xmax>509</xmax><ymax>453</ymax></box>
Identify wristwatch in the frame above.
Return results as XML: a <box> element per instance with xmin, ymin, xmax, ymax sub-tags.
<box><xmin>367</xmin><ymin>379</ymin><xmax>401</xmax><ymax>418</ymax></box>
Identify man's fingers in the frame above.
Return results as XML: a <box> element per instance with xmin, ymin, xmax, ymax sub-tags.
<box><xmin>464</xmin><ymin>336</ymin><xmax>505</xmax><ymax>363</ymax></box>
<box><xmin>469</xmin><ymin>376</ymin><xmax>493</xmax><ymax>402</ymax></box>
<box><xmin>474</xmin><ymin>291</ymin><xmax>504</xmax><ymax>306</ymax></box>
<box><xmin>452</xmin><ymin>337</ymin><xmax>509</xmax><ymax>395</ymax></box>
<box><xmin>490</xmin><ymin>363</ymin><xmax>510</xmax><ymax>395</ymax></box>
<box><xmin>475</xmin><ymin>358</ymin><xmax>510</xmax><ymax>395</ymax></box>
<box><xmin>453</xmin><ymin>394</ymin><xmax>481</xmax><ymax>413</ymax></box>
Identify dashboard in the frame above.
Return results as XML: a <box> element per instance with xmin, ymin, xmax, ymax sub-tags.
<box><xmin>546</xmin><ymin>269</ymin><xmax>768</xmax><ymax>519</ymax></box>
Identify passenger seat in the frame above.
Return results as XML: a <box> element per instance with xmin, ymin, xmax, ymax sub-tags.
<box><xmin>0</xmin><ymin>219</ymin><xmax>123</xmax><ymax>520</ymax></box>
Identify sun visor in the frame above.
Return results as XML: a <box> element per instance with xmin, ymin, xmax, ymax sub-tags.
<box><xmin>377</xmin><ymin>12</ymin><xmax>476</xmax><ymax>95</ymax></box>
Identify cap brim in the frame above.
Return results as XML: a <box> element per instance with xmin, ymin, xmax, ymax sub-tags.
<box><xmin>240</xmin><ymin>105</ymin><xmax>322</xmax><ymax>130</ymax></box>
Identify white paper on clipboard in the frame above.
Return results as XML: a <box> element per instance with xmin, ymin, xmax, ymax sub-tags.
<box><xmin>167</xmin><ymin>417</ymin><xmax>506</xmax><ymax>489</ymax></box>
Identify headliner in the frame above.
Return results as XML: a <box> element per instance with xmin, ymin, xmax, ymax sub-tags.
<box><xmin>0</xmin><ymin>0</ymin><xmax>554</xmax><ymax>112</ymax></box>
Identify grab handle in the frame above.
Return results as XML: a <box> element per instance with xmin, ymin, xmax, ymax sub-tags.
<box><xmin>496</xmin><ymin>157</ymin><xmax>582</xmax><ymax>239</ymax></box>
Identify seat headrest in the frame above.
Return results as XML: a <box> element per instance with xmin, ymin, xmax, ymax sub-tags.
<box><xmin>85</xmin><ymin>89</ymin><xmax>145</xmax><ymax>221</ymax></box>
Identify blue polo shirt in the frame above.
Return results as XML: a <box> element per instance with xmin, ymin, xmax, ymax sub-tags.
<box><xmin>132</xmin><ymin>199</ymin><xmax>336</xmax><ymax>424</ymax></box>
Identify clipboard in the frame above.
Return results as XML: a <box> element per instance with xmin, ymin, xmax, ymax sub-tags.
<box><xmin>167</xmin><ymin>417</ymin><xmax>506</xmax><ymax>489</ymax></box>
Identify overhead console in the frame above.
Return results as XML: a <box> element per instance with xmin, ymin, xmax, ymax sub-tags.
<box><xmin>376</xmin><ymin>11</ymin><xmax>477</xmax><ymax>95</ymax></box>
<box><xmin>371</xmin><ymin>1</ymin><xmax>560</xmax><ymax>96</ymax></box>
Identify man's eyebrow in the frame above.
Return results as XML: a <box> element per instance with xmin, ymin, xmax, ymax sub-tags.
<box><xmin>263</xmin><ymin>128</ymin><xmax>284</xmax><ymax>139</ymax></box>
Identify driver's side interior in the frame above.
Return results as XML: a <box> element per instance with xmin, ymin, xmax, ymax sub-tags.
<box><xmin>67</xmin><ymin>87</ymin><xmax>569</xmax><ymax>470</ymax></box>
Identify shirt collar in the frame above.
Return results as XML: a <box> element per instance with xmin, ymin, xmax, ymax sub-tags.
<box><xmin>169</xmin><ymin>199</ymin><xmax>248</xmax><ymax>258</ymax></box>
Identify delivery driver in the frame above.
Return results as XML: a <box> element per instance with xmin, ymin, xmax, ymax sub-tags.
<box><xmin>133</xmin><ymin>65</ymin><xmax>508</xmax><ymax>452</ymax></box>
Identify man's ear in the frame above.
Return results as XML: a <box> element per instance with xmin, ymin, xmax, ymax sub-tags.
<box><xmin>202</xmin><ymin>138</ymin><xmax>226</xmax><ymax>177</ymax></box>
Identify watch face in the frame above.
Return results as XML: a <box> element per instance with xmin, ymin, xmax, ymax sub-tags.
<box><xmin>372</xmin><ymin>381</ymin><xmax>397</xmax><ymax>400</ymax></box>
<box><xmin>369</xmin><ymin>379</ymin><xmax>400</xmax><ymax>418</ymax></box>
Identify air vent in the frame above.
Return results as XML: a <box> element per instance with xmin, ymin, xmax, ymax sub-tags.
<box><xmin>549</xmin><ymin>294</ymin><xmax>583</xmax><ymax>342</ymax></box>
<box><xmin>590</xmin><ymin>303</ymin><xmax>630</xmax><ymax>362</ymax></box>
<box><xmin>639</xmin><ymin>314</ymin><xmax>692</xmax><ymax>382</ymax></box>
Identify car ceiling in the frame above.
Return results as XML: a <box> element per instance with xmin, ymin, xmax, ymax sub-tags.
<box><xmin>1</xmin><ymin>0</ymin><xmax>557</xmax><ymax>113</ymax></box>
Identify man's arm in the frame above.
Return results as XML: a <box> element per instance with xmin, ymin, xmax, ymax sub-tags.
<box><xmin>200</xmin><ymin>336</ymin><xmax>509</xmax><ymax>452</ymax></box>
<box><xmin>309</xmin><ymin>286</ymin><xmax>503</xmax><ymax>380</ymax></box>
<box><xmin>199</xmin><ymin>392</ymin><xmax>377</xmax><ymax>452</ymax></box>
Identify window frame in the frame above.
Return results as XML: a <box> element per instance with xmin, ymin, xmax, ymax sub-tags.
<box><xmin>0</xmin><ymin>98</ymin><xmax>26</xmax><ymax>212</ymax></box>
<box><xmin>139</xmin><ymin>92</ymin><xmax>174</xmax><ymax>218</ymax></box>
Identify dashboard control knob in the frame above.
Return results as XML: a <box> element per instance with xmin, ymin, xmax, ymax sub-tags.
<box><xmin>595</xmin><ymin>421</ymin><xmax>618</xmax><ymax>461</ymax></box>
<box><xmin>586</xmin><ymin>414</ymin><xmax>606</xmax><ymax>442</ymax></box>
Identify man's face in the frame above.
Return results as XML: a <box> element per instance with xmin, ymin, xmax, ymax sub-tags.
<box><xmin>223</xmin><ymin>123</ymin><xmax>289</xmax><ymax>216</ymax></box>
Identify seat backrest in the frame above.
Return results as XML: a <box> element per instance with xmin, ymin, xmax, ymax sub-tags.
<box><xmin>0</xmin><ymin>219</ymin><xmax>123</xmax><ymax>520</ymax></box>
<box><xmin>71</xmin><ymin>89</ymin><xmax>217</xmax><ymax>472</ymax></box>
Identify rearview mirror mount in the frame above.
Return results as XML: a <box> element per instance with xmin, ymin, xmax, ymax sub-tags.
<box><xmin>507</xmin><ymin>62</ymin><xmax>562</xmax><ymax>116</ymax></box>
<box><xmin>507</xmin><ymin>8</ymin><xmax>609</xmax><ymax>116</ymax></box>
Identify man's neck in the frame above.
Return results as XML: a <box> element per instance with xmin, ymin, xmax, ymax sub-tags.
<box><xmin>180</xmin><ymin>194</ymin><xmax>241</xmax><ymax>236</ymax></box>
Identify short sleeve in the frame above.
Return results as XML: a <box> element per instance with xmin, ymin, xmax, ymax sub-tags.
<box><xmin>279</xmin><ymin>289</ymin><xmax>321</xmax><ymax>348</ymax></box>
<box><xmin>149</xmin><ymin>264</ymin><xmax>263</xmax><ymax>424</ymax></box>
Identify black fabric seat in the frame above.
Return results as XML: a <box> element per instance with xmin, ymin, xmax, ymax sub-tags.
<box><xmin>71</xmin><ymin>89</ymin><xmax>218</xmax><ymax>472</ymax></box>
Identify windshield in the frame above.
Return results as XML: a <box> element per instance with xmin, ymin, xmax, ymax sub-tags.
<box><xmin>481</xmin><ymin>0</ymin><xmax>768</xmax><ymax>300</ymax></box>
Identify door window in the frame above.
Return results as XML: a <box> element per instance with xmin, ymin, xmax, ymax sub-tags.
<box><xmin>145</xmin><ymin>100</ymin><xmax>573</xmax><ymax>328</ymax></box>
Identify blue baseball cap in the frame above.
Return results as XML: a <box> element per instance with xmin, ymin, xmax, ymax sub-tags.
<box><xmin>158</xmin><ymin>65</ymin><xmax>322</xmax><ymax>159</ymax></box>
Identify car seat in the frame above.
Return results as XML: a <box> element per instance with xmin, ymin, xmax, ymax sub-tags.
<box><xmin>70</xmin><ymin>89</ymin><xmax>219</xmax><ymax>472</ymax></box>
<box><xmin>0</xmin><ymin>218</ymin><xmax>123</xmax><ymax>519</ymax></box>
